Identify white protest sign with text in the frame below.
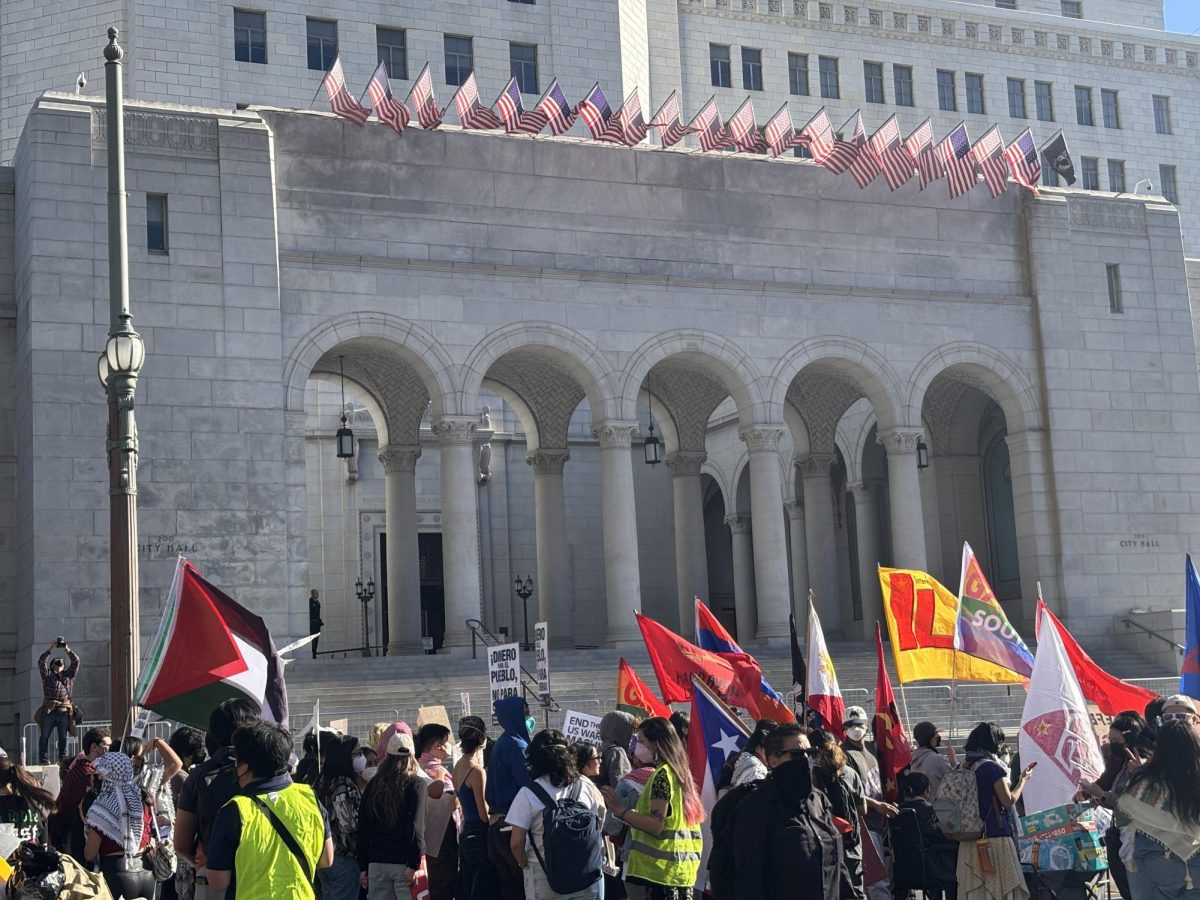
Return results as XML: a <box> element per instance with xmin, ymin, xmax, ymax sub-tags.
<box><xmin>488</xmin><ymin>642</ymin><xmax>522</xmax><ymax>707</ymax></box>
<box><xmin>562</xmin><ymin>710</ymin><xmax>603</xmax><ymax>745</ymax></box>
<box><xmin>534</xmin><ymin>622</ymin><xmax>550</xmax><ymax>701</ymax></box>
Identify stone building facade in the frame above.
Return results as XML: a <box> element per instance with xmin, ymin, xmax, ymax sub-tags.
<box><xmin>0</xmin><ymin>89</ymin><xmax>1198</xmax><ymax>735</ymax></box>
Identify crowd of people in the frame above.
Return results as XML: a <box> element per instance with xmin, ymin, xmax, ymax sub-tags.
<box><xmin>0</xmin><ymin>689</ymin><xmax>1196</xmax><ymax>899</ymax></box>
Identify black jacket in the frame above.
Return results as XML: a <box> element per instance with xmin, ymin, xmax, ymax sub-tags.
<box><xmin>356</xmin><ymin>778</ymin><xmax>422</xmax><ymax>871</ymax></box>
<box><xmin>731</xmin><ymin>760</ymin><xmax>846</xmax><ymax>900</ymax></box>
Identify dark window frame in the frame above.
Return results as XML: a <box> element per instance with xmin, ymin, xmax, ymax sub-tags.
<box><xmin>233</xmin><ymin>9</ymin><xmax>267</xmax><ymax>64</ymax></box>
<box><xmin>710</xmin><ymin>44</ymin><xmax>732</xmax><ymax>88</ymax></box>
<box><xmin>819</xmin><ymin>56</ymin><xmax>840</xmax><ymax>100</ymax></box>
<box><xmin>742</xmin><ymin>47</ymin><xmax>763</xmax><ymax>91</ymax></box>
<box><xmin>936</xmin><ymin>70</ymin><xmax>957</xmax><ymax>112</ymax></box>
<box><xmin>1075</xmin><ymin>85</ymin><xmax>1094</xmax><ymax>126</ymax></box>
<box><xmin>863</xmin><ymin>61</ymin><xmax>885</xmax><ymax>104</ymax></box>
<box><xmin>1153</xmin><ymin>95</ymin><xmax>1171</xmax><ymax>135</ymax></box>
<box><xmin>893</xmin><ymin>65</ymin><xmax>914</xmax><ymax>107</ymax></box>
<box><xmin>444</xmin><ymin>34</ymin><xmax>474</xmax><ymax>86</ymax></box>
<box><xmin>376</xmin><ymin>26</ymin><xmax>407</xmax><ymax>80</ymax></box>
<box><xmin>965</xmin><ymin>72</ymin><xmax>985</xmax><ymax>114</ymax></box>
<box><xmin>788</xmin><ymin>52</ymin><xmax>810</xmax><ymax>96</ymax></box>
<box><xmin>1007</xmin><ymin>78</ymin><xmax>1026</xmax><ymax>119</ymax></box>
<box><xmin>306</xmin><ymin>18</ymin><xmax>338</xmax><ymax>72</ymax></box>
<box><xmin>1034</xmin><ymin>81</ymin><xmax>1054</xmax><ymax>121</ymax></box>
<box><xmin>146</xmin><ymin>193</ymin><xmax>168</xmax><ymax>254</ymax></box>
<box><xmin>1101</xmin><ymin>88</ymin><xmax>1120</xmax><ymax>129</ymax></box>
<box><xmin>509</xmin><ymin>41</ymin><xmax>539</xmax><ymax>94</ymax></box>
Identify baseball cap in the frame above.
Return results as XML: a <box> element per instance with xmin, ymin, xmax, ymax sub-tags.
<box><xmin>1162</xmin><ymin>694</ymin><xmax>1197</xmax><ymax>714</ymax></box>
<box><xmin>387</xmin><ymin>732</ymin><xmax>416</xmax><ymax>756</ymax></box>
<box><xmin>844</xmin><ymin>706</ymin><xmax>869</xmax><ymax>727</ymax></box>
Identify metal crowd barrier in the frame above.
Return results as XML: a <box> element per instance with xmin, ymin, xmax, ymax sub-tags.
<box><xmin>22</xmin><ymin>719</ymin><xmax>176</xmax><ymax>767</ymax></box>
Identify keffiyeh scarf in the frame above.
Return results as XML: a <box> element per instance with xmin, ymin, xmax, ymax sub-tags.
<box><xmin>85</xmin><ymin>752</ymin><xmax>145</xmax><ymax>858</ymax></box>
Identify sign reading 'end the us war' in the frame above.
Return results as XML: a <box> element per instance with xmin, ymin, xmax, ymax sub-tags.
<box><xmin>562</xmin><ymin>710</ymin><xmax>603</xmax><ymax>745</ymax></box>
<box><xmin>488</xmin><ymin>643</ymin><xmax>522</xmax><ymax>707</ymax></box>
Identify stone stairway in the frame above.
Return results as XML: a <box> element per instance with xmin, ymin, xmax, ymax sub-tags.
<box><xmin>283</xmin><ymin>639</ymin><xmax>1179</xmax><ymax>745</ymax></box>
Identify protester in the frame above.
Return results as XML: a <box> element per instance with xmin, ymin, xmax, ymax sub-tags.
<box><xmin>357</xmin><ymin>731</ymin><xmax>425</xmax><ymax>899</ymax></box>
<box><xmin>810</xmin><ymin>730</ymin><xmax>868</xmax><ymax>898</ymax></box>
<box><xmin>668</xmin><ymin>711</ymin><xmax>690</xmax><ymax>744</ymax></box>
<box><xmin>957</xmin><ymin>723</ymin><xmax>1033</xmax><ymax>900</ymax></box>
<box><xmin>454</xmin><ymin>716</ymin><xmax>497</xmax><ymax>900</ymax></box>
<box><xmin>575</xmin><ymin>743</ymin><xmax>602</xmax><ymax>781</ymax></box>
<box><xmin>51</xmin><ymin>725</ymin><xmax>111</xmax><ymax>861</ymax></box>
<box><xmin>374</xmin><ymin>722</ymin><xmax>413</xmax><ymax>767</ymax></box>
<box><xmin>314</xmin><ymin>734</ymin><xmax>364</xmax><ymax>900</ymax></box>
<box><xmin>83</xmin><ymin>751</ymin><xmax>157</xmax><ymax>900</ymax></box>
<box><xmin>841</xmin><ymin>706</ymin><xmax>897</xmax><ymax>900</ymax></box>
<box><xmin>174</xmin><ymin>697</ymin><xmax>262</xmax><ymax>900</ymax></box>
<box><xmin>0</xmin><ymin>757</ymin><xmax>55</xmax><ymax>843</ymax></box>
<box><xmin>206</xmin><ymin>721</ymin><xmax>334</xmax><ymax>898</ymax></box>
<box><xmin>164</xmin><ymin>726</ymin><xmax>207</xmax><ymax>900</ymax></box>
<box><xmin>357</xmin><ymin>746</ymin><xmax>378</xmax><ymax>789</ymax></box>
<box><xmin>729</xmin><ymin>720</ymin><xmax>779</xmax><ymax>790</ymax></box>
<box><xmin>598</xmin><ymin>711</ymin><xmax>636</xmax><ymax>788</ymax></box>
<box><xmin>487</xmin><ymin>697</ymin><xmax>533</xmax><ymax>900</ymax></box>
<box><xmin>1145</xmin><ymin>696</ymin><xmax>1167</xmax><ymax>736</ymax></box>
<box><xmin>507</xmin><ymin>728</ymin><xmax>606</xmax><ymax>900</ymax></box>
<box><xmin>417</xmin><ymin>722</ymin><xmax>461</xmax><ymax>900</ymax></box>
<box><xmin>603</xmin><ymin>742</ymin><xmax>656</xmax><ymax>900</ymax></box>
<box><xmin>1161</xmin><ymin>694</ymin><xmax>1200</xmax><ymax>729</ymax></box>
<box><xmin>1081</xmin><ymin>719</ymin><xmax>1200</xmax><ymax>897</ymax></box>
<box><xmin>910</xmin><ymin>721</ymin><xmax>956</xmax><ymax>797</ymax></box>
<box><xmin>602</xmin><ymin>716</ymin><xmax>704</xmax><ymax>900</ymax></box>
<box><xmin>893</xmin><ymin>770</ymin><xmax>957</xmax><ymax>891</ymax></box>
<box><xmin>36</xmin><ymin>638</ymin><xmax>80</xmax><ymax>765</ymax></box>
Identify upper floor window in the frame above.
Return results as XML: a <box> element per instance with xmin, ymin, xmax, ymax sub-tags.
<box><xmin>1061</xmin><ymin>1</ymin><xmax>1082</xmax><ymax>17</ymax></box>
<box><xmin>742</xmin><ymin>48</ymin><xmax>763</xmax><ymax>91</ymax></box>
<box><xmin>864</xmin><ymin>62</ymin><xmax>885</xmax><ymax>104</ymax></box>
<box><xmin>965</xmin><ymin>73</ymin><xmax>985</xmax><ymax>114</ymax></box>
<box><xmin>788</xmin><ymin>53</ymin><xmax>809</xmax><ymax>96</ymax></box>
<box><xmin>1107</xmin><ymin>159</ymin><xmax>1126</xmax><ymax>193</ymax></box>
<box><xmin>710</xmin><ymin>44</ymin><xmax>731</xmax><ymax>88</ymax></box>
<box><xmin>146</xmin><ymin>194</ymin><xmax>168</xmax><ymax>253</ymax></box>
<box><xmin>1007</xmin><ymin>78</ymin><xmax>1026</xmax><ymax>119</ymax></box>
<box><xmin>444</xmin><ymin>35</ymin><xmax>473</xmax><ymax>86</ymax></box>
<box><xmin>234</xmin><ymin>10</ymin><xmax>267</xmax><ymax>64</ymax></box>
<box><xmin>1153</xmin><ymin>95</ymin><xmax>1171</xmax><ymax>135</ymax></box>
<box><xmin>819</xmin><ymin>56</ymin><xmax>840</xmax><ymax>100</ymax></box>
<box><xmin>1075</xmin><ymin>86</ymin><xmax>1093</xmax><ymax>126</ymax></box>
<box><xmin>937</xmin><ymin>70</ymin><xmax>956</xmax><ymax>112</ymax></box>
<box><xmin>1101</xmin><ymin>89</ymin><xmax>1120</xmax><ymax>129</ymax></box>
<box><xmin>1080</xmin><ymin>157</ymin><xmax>1099</xmax><ymax>190</ymax></box>
<box><xmin>510</xmin><ymin>42</ymin><xmax>538</xmax><ymax>94</ymax></box>
<box><xmin>1106</xmin><ymin>264</ymin><xmax>1122</xmax><ymax>314</ymax></box>
<box><xmin>1160</xmin><ymin>164</ymin><xmax>1178</xmax><ymax>204</ymax></box>
<box><xmin>995</xmin><ymin>0</ymin><xmax>1017</xmax><ymax>7</ymax></box>
<box><xmin>893</xmin><ymin>65</ymin><xmax>914</xmax><ymax>107</ymax></box>
<box><xmin>1035</xmin><ymin>81</ymin><xmax>1054</xmax><ymax>121</ymax></box>
<box><xmin>306</xmin><ymin>18</ymin><xmax>337</xmax><ymax>71</ymax></box>
<box><xmin>377</xmin><ymin>27</ymin><xmax>407</xmax><ymax>80</ymax></box>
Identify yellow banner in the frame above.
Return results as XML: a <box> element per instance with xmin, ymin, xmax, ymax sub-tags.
<box><xmin>878</xmin><ymin>567</ymin><xmax>1025</xmax><ymax>685</ymax></box>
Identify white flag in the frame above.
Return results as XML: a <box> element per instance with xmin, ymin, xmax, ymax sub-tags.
<box><xmin>806</xmin><ymin>598</ymin><xmax>846</xmax><ymax>737</ymax></box>
<box><xmin>1018</xmin><ymin>606</ymin><xmax>1103</xmax><ymax>813</ymax></box>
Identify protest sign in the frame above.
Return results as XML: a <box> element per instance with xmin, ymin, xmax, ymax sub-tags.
<box><xmin>129</xmin><ymin>708</ymin><xmax>154</xmax><ymax>739</ymax></box>
<box><xmin>418</xmin><ymin>705</ymin><xmax>451</xmax><ymax>730</ymax></box>
<box><xmin>460</xmin><ymin>692</ymin><xmax>471</xmax><ymax>718</ymax></box>
<box><xmin>535</xmin><ymin>622</ymin><xmax>550</xmax><ymax>701</ymax></box>
<box><xmin>329</xmin><ymin>717</ymin><xmax>349</xmax><ymax>735</ymax></box>
<box><xmin>562</xmin><ymin>710</ymin><xmax>603</xmax><ymax>745</ymax></box>
<box><xmin>489</xmin><ymin>642</ymin><xmax>522</xmax><ymax>706</ymax></box>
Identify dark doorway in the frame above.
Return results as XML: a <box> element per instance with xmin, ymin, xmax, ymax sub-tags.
<box><xmin>378</xmin><ymin>532</ymin><xmax>390</xmax><ymax>652</ymax></box>
<box><xmin>419</xmin><ymin>533</ymin><xmax>446</xmax><ymax>650</ymax></box>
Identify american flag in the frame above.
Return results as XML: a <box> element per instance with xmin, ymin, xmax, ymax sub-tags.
<box><xmin>869</xmin><ymin>115</ymin><xmax>914</xmax><ymax>190</ymax></box>
<box><xmin>845</xmin><ymin>112</ymin><xmax>879</xmax><ymax>188</ymax></box>
<box><xmin>688</xmin><ymin>96</ymin><xmax>728</xmax><ymax>152</ymax></box>
<box><xmin>649</xmin><ymin>91</ymin><xmax>688</xmax><ymax>148</ymax></box>
<box><xmin>1004</xmin><ymin>128</ymin><xmax>1041</xmax><ymax>195</ymax></box>
<box><xmin>904</xmin><ymin>119</ymin><xmax>944</xmax><ymax>189</ymax></box>
<box><xmin>406</xmin><ymin>63</ymin><xmax>443</xmax><ymax>130</ymax></box>
<box><xmin>322</xmin><ymin>57</ymin><xmax>370</xmax><ymax>126</ymax></box>
<box><xmin>726</xmin><ymin>98</ymin><xmax>765</xmax><ymax>153</ymax></box>
<box><xmin>365</xmin><ymin>61</ymin><xmax>410</xmax><ymax>134</ymax></box>
<box><xmin>972</xmin><ymin>126</ymin><xmax>1010</xmax><ymax>197</ymax></box>
<box><xmin>800</xmin><ymin>108</ymin><xmax>835</xmax><ymax>163</ymax></box>
<box><xmin>495</xmin><ymin>77</ymin><xmax>525</xmax><ymax>132</ymax></box>
<box><xmin>937</xmin><ymin>122</ymin><xmax>976</xmax><ymax>199</ymax></box>
<box><xmin>452</xmin><ymin>72</ymin><xmax>500</xmax><ymax>130</ymax></box>
<box><xmin>577</xmin><ymin>83</ymin><xmax>615</xmax><ymax>140</ymax></box>
<box><xmin>603</xmin><ymin>89</ymin><xmax>648</xmax><ymax>146</ymax></box>
<box><xmin>763</xmin><ymin>103</ymin><xmax>800</xmax><ymax>157</ymax></box>
<box><xmin>535</xmin><ymin>79</ymin><xmax>576</xmax><ymax>135</ymax></box>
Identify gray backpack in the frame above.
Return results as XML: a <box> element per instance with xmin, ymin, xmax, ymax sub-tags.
<box><xmin>932</xmin><ymin>763</ymin><xmax>985</xmax><ymax>841</ymax></box>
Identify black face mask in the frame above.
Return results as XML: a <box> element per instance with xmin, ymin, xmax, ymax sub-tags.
<box><xmin>771</xmin><ymin>754</ymin><xmax>814</xmax><ymax>800</ymax></box>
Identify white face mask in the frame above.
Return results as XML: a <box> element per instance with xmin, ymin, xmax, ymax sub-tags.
<box><xmin>632</xmin><ymin>739</ymin><xmax>656</xmax><ymax>765</ymax></box>
<box><xmin>846</xmin><ymin>725</ymin><xmax>867</xmax><ymax>742</ymax></box>
<box><xmin>352</xmin><ymin>755</ymin><xmax>367</xmax><ymax>774</ymax></box>
<box><xmin>362</xmin><ymin>766</ymin><xmax>379</xmax><ymax>782</ymax></box>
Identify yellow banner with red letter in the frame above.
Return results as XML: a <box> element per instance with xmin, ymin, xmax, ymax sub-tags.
<box><xmin>878</xmin><ymin>567</ymin><xmax>1026</xmax><ymax>684</ymax></box>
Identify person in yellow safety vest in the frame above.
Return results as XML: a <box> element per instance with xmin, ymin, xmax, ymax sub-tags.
<box><xmin>601</xmin><ymin>717</ymin><xmax>705</xmax><ymax>900</ymax></box>
<box><xmin>206</xmin><ymin>721</ymin><xmax>335</xmax><ymax>899</ymax></box>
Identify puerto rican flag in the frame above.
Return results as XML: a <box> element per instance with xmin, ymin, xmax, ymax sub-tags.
<box><xmin>687</xmin><ymin>676</ymin><xmax>750</xmax><ymax>816</ymax></box>
<box><xmin>806</xmin><ymin>597</ymin><xmax>845</xmax><ymax>739</ymax></box>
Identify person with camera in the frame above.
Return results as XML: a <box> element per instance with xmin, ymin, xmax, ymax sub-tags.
<box><xmin>37</xmin><ymin>637</ymin><xmax>79</xmax><ymax>765</ymax></box>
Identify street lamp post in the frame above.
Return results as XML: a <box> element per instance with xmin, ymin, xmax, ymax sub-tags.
<box><xmin>356</xmin><ymin>577</ymin><xmax>375</xmax><ymax>657</ymax></box>
<box><xmin>514</xmin><ymin>575</ymin><xmax>534</xmax><ymax>650</ymax></box>
<box><xmin>97</xmin><ymin>28</ymin><xmax>145</xmax><ymax>736</ymax></box>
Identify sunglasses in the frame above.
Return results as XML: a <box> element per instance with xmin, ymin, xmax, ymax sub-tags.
<box><xmin>1162</xmin><ymin>712</ymin><xmax>1195</xmax><ymax>722</ymax></box>
<box><xmin>769</xmin><ymin>747</ymin><xmax>810</xmax><ymax>760</ymax></box>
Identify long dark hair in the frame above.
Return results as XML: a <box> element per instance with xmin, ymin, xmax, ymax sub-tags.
<box><xmin>0</xmin><ymin>760</ymin><xmax>54</xmax><ymax>815</ymax></box>
<box><xmin>527</xmin><ymin>730</ymin><xmax>578</xmax><ymax>788</ymax></box>
<box><xmin>364</xmin><ymin>752</ymin><xmax>419</xmax><ymax>828</ymax></box>
<box><xmin>314</xmin><ymin>735</ymin><xmax>357</xmax><ymax>802</ymax></box>
<box><xmin>1127</xmin><ymin>721</ymin><xmax>1200</xmax><ymax>827</ymax></box>
<box><xmin>812</xmin><ymin>730</ymin><xmax>847</xmax><ymax>774</ymax></box>
<box><xmin>638</xmin><ymin>717</ymin><xmax>703</xmax><ymax>825</ymax></box>
<box><xmin>964</xmin><ymin>722</ymin><xmax>1006</xmax><ymax>757</ymax></box>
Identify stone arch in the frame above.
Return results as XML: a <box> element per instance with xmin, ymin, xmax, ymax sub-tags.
<box><xmin>834</xmin><ymin>399</ymin><xmax>878</xmax><ymax>486</ymax></box>
<box><xmin>284</xmin><ymin>312</ymin><xmax>459</xmax><ymax>419</ymax></box>
<box><xmin>307</xmin><ymin>372</ymin><xmax>391</xmax><ymax>446</ymax></box>
<box><xmin>906</xmin><ymin>342</ymin><xmax>1042</xmax><ymax>437</ymax></box>
<box><xmin>460</xmin><ymin>323</ymin><xmax>619</xmax><ymax>425</ymax></box>
<box><xmin>638</xmin><ymin>386</ymin><xmax>683</xmax><ymax>455</ymax></box>
<box><xmin>619</xmin><ymin>331</ymin><xmax>768</xmax><ymax>427</ymax></box>
<box><xmin>730</xmin><ymin>453</ymin><xmax>753</xmax><ymax>514</ymax></box>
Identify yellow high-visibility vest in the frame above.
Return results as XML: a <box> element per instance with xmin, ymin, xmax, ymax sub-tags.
<box><xmin>625</xmin><ymin>764</ymin><xmax>703</xmax><ymax>887</ymax></box>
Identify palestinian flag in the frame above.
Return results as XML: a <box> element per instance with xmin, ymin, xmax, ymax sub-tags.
<box><xmin>134</xmin><ymin>557</ymin><xmax>288</xmax><ymax>728</ymax></box>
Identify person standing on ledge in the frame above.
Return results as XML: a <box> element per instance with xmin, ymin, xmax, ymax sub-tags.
<box><xmin>310</xmin><ymin>590</ymin><xmax>324</xmax><ymax>658</ymax></box>
<box><xmin>37</xmin><ymin>638</ymin><xmax>79</xmax><ymax>765</ymax></box>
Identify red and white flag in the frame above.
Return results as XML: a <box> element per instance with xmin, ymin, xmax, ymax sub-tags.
<box><xmin>452</xmin><ymin>72</ymin><xmax>501</xmax><ymax>130</ymax></box>
<box><xmin>321</xmin><ymin>57</ymin><xmax>370</xmax><ymax>126</ymax></box>
<box><xmin>535</xmin><ymin>79</ymin><xmax>576</xmax><ymax>135</ymax></box>
<box><xmin>649</xmin><ymin>91</ymin><xmax>688</xmax><ymax>148</ymax></box>
<box><xmin>688</xmin><ymin>96</ymin><xmax>728</xmax><ymax>152</ymax></box>
<box><xmin>406</xmin><ymin>63</ymin><xmax>443</xmax><ymax>129</ymax></box>
<box><xmin>937</xmin><ymin>122</ymin><xmax>976</xmax><ymax>199</ymax></box>
<box><xmin>365</xmin><ymin>60</ymin><xmax>409</xmax><ymax>134</ymax></box>
<box><xmin>972</xmin><ymin>125</ymin><xmax>1011</xmax><ymax>198</ymax></box>
<box><xmin>800</xmin><ymin>108</ymin><xmax>835</xmax><ymax>163</ymax></box>
<box><xmin>1018</xmin><ymin>604</ymin><xmax>1104</xmax><ymax>813</ymax></box>
<box><xmin>869</xmin><ymin>115</ymin><xmax>914</xmax><ymax>191</ymax></box>
<box><xmin>904</xmin><ymin>119</ymin><xmax>943</xmax><ymax>189</ymax></box>
<box><xmin>763</xmin><ymin>103</ymin><xmax>800</xmax><ymax>157</ymax></box>
<box><xmin>806</xmin><ymin>597</ymin><xmax>845</xmax><ymax>739</ymax></box>
<box><xmin>602</xmin><ymin>88</ymin><xmax>648</xmax><ymax>146</ymax></box>
<box><xmin>845</xmin><ymin>111</ymin><xmax>879</xmax><ymax>188</ymax></box>
<box><xmin>726</xmin><ymin>97</ymin><xmax>764</xmax><ymax>153</ymax></box>
<box><xmin>1004</xmin><ymin>128</ymin><xmax>1041</xmax><ymax>195</ymax></box>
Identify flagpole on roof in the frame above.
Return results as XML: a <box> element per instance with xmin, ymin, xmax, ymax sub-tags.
<box><xmin>311</xmin><ymin>65</ymin><xmax>331</xmax><ymax>108</ymax></box>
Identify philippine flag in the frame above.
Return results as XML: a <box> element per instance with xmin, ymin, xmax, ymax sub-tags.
<box><xmin>696</xmin><ymin>600</ymin><xmax>795</xmax><ymax>723</ymax></box>
<box><xmin>806</xmin><ymin>598</ymin><xmax>846</xmax><ymax>739</ymax></box>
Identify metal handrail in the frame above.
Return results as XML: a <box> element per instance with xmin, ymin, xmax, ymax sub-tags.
<box><xmin>465</xmin><ymin>619</ymin><xmax>562</xmax><ymax>712</ymax></box>
<box><xmin>313</xmin><ymin>644</ymin><xmax>382</xmax><ymax>658</ymax></box>
<box><xmin>1120</xmin><ymin>618</ymin><xmax>1185</xmax><ymax>654</ymax></box>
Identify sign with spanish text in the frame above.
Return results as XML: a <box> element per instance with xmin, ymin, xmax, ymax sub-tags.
<box><xmin>562</xmin><ymin>710</ymin><xmax>603</xmax><ymax>745</ymax></box>
<box><xmin>460</xmin><ymin>692</ymin><xmax>471</xmax><ymax>718</ymax></box>
<box><xmin>534</xmin><ymin>621</ymin><xmax>550</xmax><ymax>701</ymax></box>
<box><xmin>488</xmin><ymin>642</ymin><xmax>522</xmax><ymax>707</ymax></box>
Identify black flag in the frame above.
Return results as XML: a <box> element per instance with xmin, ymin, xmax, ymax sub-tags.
<box><xmin>1039</xmin><ymin>130</ymin><xmax>1076</xmax><ymax>186</ymax></box>
<box><xmin>789</xmin><ymin>613</ymin><xmax>807</xmax><ymax>700</ymax></box>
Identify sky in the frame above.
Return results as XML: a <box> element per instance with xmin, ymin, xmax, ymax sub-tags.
<box><xmin>1164</xmin><ymin>0</ymin><xmax>1200</xmax><ymax>34</ymax></box>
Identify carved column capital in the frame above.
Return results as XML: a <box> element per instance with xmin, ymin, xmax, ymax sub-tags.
<box><xmin>527</xmin><ymin>449</ymin><xmax>571</xmax><ymax>476</ymax></box>
<box><xmin>795</xmin><ymin>453</ymin><xmax>837</xmax><ymax>478</ymax></box>
<box><xmin>378</xmin><ymin>444</ymin><xmax>422</xmax><ymax>474</ymax></box>
<box><xmin>739</xmin><ymin>425</ymin><xmax>787</xmax><ymax>454</ymax></box>
<box><xmin>846</xmin><ymin>480</ymin><xmax>880</xmax><ymax>504</ymax></box>
<box><xmin>876</xmin><ymin>428</ymin><xmax>925</xmax><ymax>456</ymax></box>
<box><xmin>665</xmin><ymin>450</ymin><xmax>707</xmax><ymax>477</ymax></box>
<box><xmin>724</xmin><ymin>513</ymin><xmax>752</xmax><ymax>534</ymax></box>
<box><xmin>592</xmin><ymin>421</ymin><xmax>639</xmax><ymax>449</ymax></box>
<box><xmin>1002</xmin><ymin>429</ymin><xmax>1044</xmax><ymax>455</ymax></box>
<box><xmin>784</xmin><ymin>499</ymin><xmax>805</xmax><ymax>520</ymax></box>
<box><xmin>432</xmin><ymin>416</ymin><xmax>477</xmax><ymax>446</ymax></box>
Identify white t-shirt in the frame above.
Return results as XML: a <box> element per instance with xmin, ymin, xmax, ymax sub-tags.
<box><xmin>505</xmin><ymin>776</ymin><xmax>606</xmax><ymax>855</ymax></box>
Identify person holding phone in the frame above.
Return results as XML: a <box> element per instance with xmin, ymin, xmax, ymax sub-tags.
<box><xmin>36</xmin><ymin>637</ymin><xmax>79</xmax><ymax>765</ymax></box>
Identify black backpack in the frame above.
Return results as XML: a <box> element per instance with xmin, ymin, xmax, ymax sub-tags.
<box><xmin>707</xmin><ymin>780</ymin><xmax>762</xmax><ymax>900</ymax></box>
<box><xmin>527</xmin><ymin>781</ymin><xmax>603</xmax><ymax>895</ymax></box>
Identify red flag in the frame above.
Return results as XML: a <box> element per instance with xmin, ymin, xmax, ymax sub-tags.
<box><xmin>873</xmin><ymin>622</ymin><xmax>912</xmax><ymax>801</ymax></box>
<box><xmin>695</xmin><ymin>601</ymin><xmax>795</xmax><ymax>723</ymax></box>
<box><xmin>1035</xmin><ymin>599</ymin><xmax>1156</xmax><ymax>717</ymax></box>
<box><xmin>636</xmin><ymin>613</ymin><xmax>762</xmax><ymax>715</ymax></box>
<box><xmin>617</xmin><ymin>658</ymin><xmax>672</xmax><ymax>719</ymax></box>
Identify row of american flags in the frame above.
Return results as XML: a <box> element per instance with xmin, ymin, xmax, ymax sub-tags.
<box><xmin>323</xmin><ymin>57</ymin><xmax>1078</xmax><ymax>201</ymax></box>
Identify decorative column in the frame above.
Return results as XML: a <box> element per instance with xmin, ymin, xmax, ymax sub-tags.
<box><xmin>785</xmin><ymin>500</ymin><xmax>809</xmax><ymax>631</ymax></box>
<box><xmin>379</xmin><ymin>445</ymin><xmax>423</xmax><ymax>654</ymax></box>
<box><xmin>666</xmin><ymin>451</ymin><xmax>708</xmax><ymax>639</ymax></box>
<box><xmin>433</xmin><ymin>417</ymin><xmax>482</xmax><ymax>647</ymax></box>
<box><xmin>740</xmin><ymin>426</ymin><xmax>791</xmax><ymax>640</ymax></box>
<box><xmin>594</xmin><ymin>422</ymin><xmax>642</xmax><ymax>644</ymax></box>
<box><xmin>799</xmin><ymin>453</ymin><xmax>839</xmax><ymax>630</ymax></box>
<box><xmin>848</xmin><ymin>481</ymin><xmax>883</xmax><ymax>641</ymax></box>
<box><xmin>528</xmin><ymin>449</ymin><xmax>573</xmax><ymax>648</ymax></box>
<box><xmin>724</xmin><ymin>514</ymin><xmax>757</xmax><ymax>644</ymax></box>
<box><xmin>878</xmin><ymin>428</ymin><xmax>929</xmax><ymax>571</ymax></box>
